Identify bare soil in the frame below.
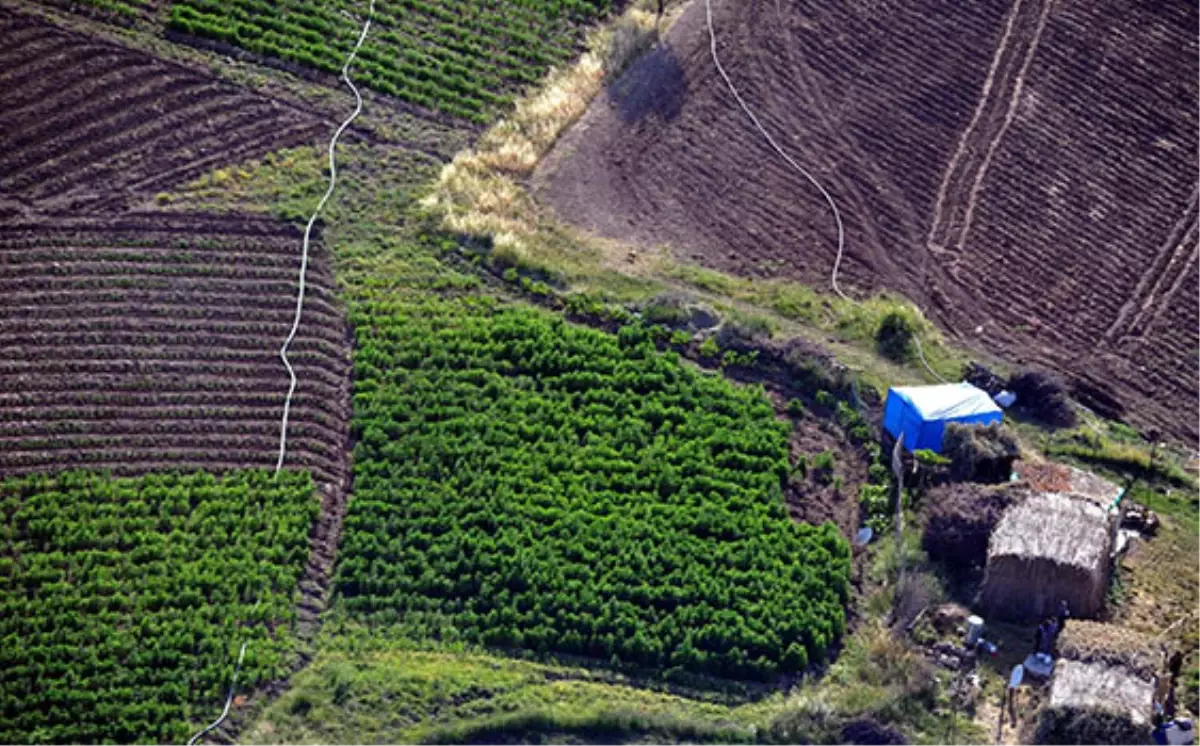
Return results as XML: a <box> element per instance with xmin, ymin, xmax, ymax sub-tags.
<box><xmin>0</xmin><ymin>7</ymin><xmax>326</xmax><ymax>213</ymax></box>
<box><xmin>537</xmin><ymin>0</ymin><xmax>1199</xmax><ymax>442</ymax></box>
<box><xmin>0</xmin><ymin>213</ymin><xmax>352</xmax><ymax>485</ymax></box>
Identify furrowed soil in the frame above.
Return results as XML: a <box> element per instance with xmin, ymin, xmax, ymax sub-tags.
<box><xmin>0</xmin><ymin>6</ymin><xmax>326</xmax><ymax>214</ymax></box>
<box><xmin>0</xmin><ymin>3</ymin><xmax>373</xmax><ymax>669</ymax></box>
<box><xmin>537</xmin><ymin>0</ymin><xmax>1199</xmax><ymax>442</ymax></box>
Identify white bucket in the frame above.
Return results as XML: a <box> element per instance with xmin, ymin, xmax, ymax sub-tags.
<box><xmin>965</xmin><ymin>615</ymin><xmax>985</xmax><ymax>646</ymax></box>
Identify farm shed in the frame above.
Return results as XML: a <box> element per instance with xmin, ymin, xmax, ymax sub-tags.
<box><xmin>982</xmin><ymin>492</ymin><xmax>1114</xmax><ymax>621</ymax></box>
<box><xmin>1034</xmin><ymin>659</ymin><xmax>1155</xmax><ymax>744</ymax></box>
<box><xmin>883</xmin><ymin>382</ymin><xmax>1002</xmax><ymax>453</ymax></box>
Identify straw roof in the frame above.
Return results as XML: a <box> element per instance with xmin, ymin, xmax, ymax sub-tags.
<box><xmin>1015</xmin><ymin>461</ymin><xmax>1121</xmax><ymax>507</ymax></box>
<box><xmin>988</xmin><ymin>492</ymin><xmax>1112</xmax><ymax>569</ymax></box>
<box><xmin>1058</xmin><ymin>621</ymin><xmax>1163</xmax><ymax>680</ymax></box>
<box><xmin>1048</xmin><ymin>659</ymin><xmax>1155</xmax><ymax>725</ymax></box>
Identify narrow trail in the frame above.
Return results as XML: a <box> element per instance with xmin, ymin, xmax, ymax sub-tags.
<box><xmin>276</xmin><ymin>0</ymin><xmax>374</xmax><ymax>475</ymax></box>
<box><xmin>1102</xmin><ymin>184</ymin><xmax>1199</xmax><ymax>344</ymax></box>
<box><xmin>925</xmin><ymin>0</ymin><xmax>1055</xmax><ymax>256</ymax></box>
<box><xmin>953</xmin><ymin>0</ymin><xmax>1054</xmax><ymax>252</ymax></box>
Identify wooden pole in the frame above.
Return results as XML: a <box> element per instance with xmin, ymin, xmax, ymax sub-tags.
<box><xmin>891</xmin><ymin>433</ymin><xmax>906</xmax><ymax>590</ymax></box>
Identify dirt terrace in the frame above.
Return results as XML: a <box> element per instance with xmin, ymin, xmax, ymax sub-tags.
<box><xmin>0</xmin><ymin>6</ymin><xmax>326</xmax><ymax>215</ymax></box>
<box><xmin>537</xmin><ymin>0</ymin><xmax>1198</xmax><ymax>442</ymax></box>
<box><xmin>0</xmin><ymin>213</ymin><xmax>351</xmax><ymax>485</ymax></box>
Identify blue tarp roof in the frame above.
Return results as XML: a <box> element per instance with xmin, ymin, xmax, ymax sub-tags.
<box><xmin>883</xmin><ymin>382</ymin><xmax>1002</xmax><ymax>453</ymax></box>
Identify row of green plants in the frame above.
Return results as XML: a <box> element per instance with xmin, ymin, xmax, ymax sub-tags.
<box><xmin>167</xmin><ymin>0</ymin><xmax>612</xmax><ymax>122</ymax></box>
<box><xmin>335</xmin><ymin>295</ymin><xmax>851</xmax><ymax>681</ymax></box>
<box><xmin>0</xmin><ymin>469</ymin><xmax>318</xmax><ymax>744</ymax></box>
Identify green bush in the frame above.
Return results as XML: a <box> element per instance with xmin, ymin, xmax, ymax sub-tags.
<box><xmin>786</xmin><ymin>399</ymin><xmax>807</xmax><ymax>418</ymax></box>
<box><xmin>0</xmin><ymin>469</ymin><xmax>316</xmax><ymax>743</ymax></box>
<box><xmin>875</xmin><ymin>311</ymin><xmax>916</xmax><ymax>362</ymax></box>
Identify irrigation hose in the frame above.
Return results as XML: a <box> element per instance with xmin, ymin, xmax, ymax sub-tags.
<box><xmin>276</xmin><ymin>0</ymin><xmax>375</xmax><ymax>475</ymax></box>
<box><xmin>186</xmin><ymin>642</ymin><xmax>248</xmax><ymax>746</ymax></box>
<box><xmin>703</xmin><ymin>0</ymin><xmax>847</xmax><ymax>301</ymax></box>
<box><xmin>704</xmin><ymin>0</ymin><xmax>949</xmax><ymax>385</ymax></box>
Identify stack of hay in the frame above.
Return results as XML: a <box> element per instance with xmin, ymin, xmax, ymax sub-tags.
<box><xmin>1034</xmin><ymin>621</ymin><xmax>1162</xmax><ymax>744</ymax></box>
<box><xmin>982</xmin><ymin>492</ymin><xmax>1115</xmax><ymax>621</ymax></box>
<box><xmin>922</xmin><ymin>483</ymin><xmax>1029</xmax><ymax>578</ymax></box>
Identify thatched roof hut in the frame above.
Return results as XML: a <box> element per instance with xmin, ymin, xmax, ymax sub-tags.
<box><xmin>982</xmin><ymin>492</ymin><xmax>1114</xmax><ymax>621</ymax></box>
<box><xmin>1057</xmin><ymin>620</ymin><xmax>1164</xmax><ymax>680</ymax></box>
<box><xmin>1034</xmin><ymin>659</ymin><xmax>1155</xmax><ymax>744</ymax></box>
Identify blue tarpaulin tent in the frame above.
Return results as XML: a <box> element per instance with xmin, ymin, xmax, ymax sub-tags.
<box><xmin>883</xmin><ymin>382</ymin><xmax>1002</xmax><ymax>453</ymax></box>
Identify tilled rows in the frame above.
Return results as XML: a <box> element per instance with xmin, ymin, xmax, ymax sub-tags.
<box><xmin>949</xmin><ymin>0</ymin><xmax>1199</xmax><ymax>438</ymax></box>
<box><xmin>0</xmin><ymin>7</ymin><xmax>325</xmax><ymax>212</ymax></box>
<box><xmin>0</xmin><ymin>214</ymin><xmax>352</xmax><ymax>485</ymax></box>
<box><xmin>538</xmin><ymin>0</ymin><xmax>1010</xmax><ymax>296</ymax></box>
<box><xmin>538</xmin><ymin>0</ymin><xmax>1198</xmax><ymax>440</ymax></box>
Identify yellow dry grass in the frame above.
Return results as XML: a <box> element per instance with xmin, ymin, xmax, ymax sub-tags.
<box><xmin>422</xmin><ymin>3</ymin><xmax>664</xmax><ymax>255</ymax></box>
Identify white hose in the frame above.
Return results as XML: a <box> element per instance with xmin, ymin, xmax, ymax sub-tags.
<box><xmin>705</xmin><ymin>0</ymin><xmax>949</xmax><ymax>385</ymax></box>
<box><xmin>703</xmin><ymin>0</ymin><xmax>847</xmax><ymax>300</ymax></box>
<box><xmin>276</xmin><ymin>0</ymin><xmax>374</xmax><ymax>475</ymax></box>
<box><xmin>186</xmin><ymin>642</ymin><xmax>248</xmax><ymax>746</ymax></box>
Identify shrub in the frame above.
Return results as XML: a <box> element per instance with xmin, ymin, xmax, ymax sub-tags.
<box><xmin>942</xmin><ymin>422</ymin><xmax>1020</xmax><ymax>482</ymax></box>
<box><xmin>815</xmin><ymin>390</ymin><xmax>836</xmax><ymax>408</ymax></box>
<box><xmin>641</xmin><ymin>297</ymin><xmax>690</xmax><ymax>328</ymax></box>
<box><xmin>786</xmin><ymin>399</ymin><xmax>806</xmax><ymax>418</ymax></box>
<box><xmin>1008</xmin><ymin>368</ymin><xmax>1077</xmax><ymax>427</ymax></box>
<box><xmin>669</xmin><ymin>329</ymin><xmax>692</xmax><ymax>346</ymax></box>
<box><xmin>875</xmin><ymin>311</ymin><xmax>916</xmax><ymax>362</ymax></box>
<box><xmin>698</xmin><ymin>336</ymin><xmax>719</xmax><ymax>359</ymax></box>
<box><xmin>812</xmin><ymin>450</ymin><xmax>836</xmax><ymax>484</ymax></box>
<box><xmin>715</xmin><ymin>314</ymin><xmax>774</xmax><ymax>350</ymax></box>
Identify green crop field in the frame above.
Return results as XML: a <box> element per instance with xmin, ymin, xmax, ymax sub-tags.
<box><xmin>0</xmin><ymin>470</ymin><xmax>317</xmax><ymax>744</ymax></box>
<box><xmin>336</xmin><ymin>295</ymin><xmax>851</xmax><ymax>681</ymax></box>
<box><xmin>168</xmin><ymin>0</ymin><xmax>612</xmax><ymax>122</ymax></box>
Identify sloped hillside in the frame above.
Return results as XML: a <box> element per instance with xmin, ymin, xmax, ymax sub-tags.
<box><xmin>538</xmin><ymin>0</ymin><xmax>1198</xmax><ymax>441</ymax></box>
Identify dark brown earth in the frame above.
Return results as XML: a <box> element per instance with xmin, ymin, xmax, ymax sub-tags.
<box><xmin>0</xmin><ymin>213</ymin><xmax>352</xmax><ymax>487</ymax></box>
<box><xmin>0</xmin><ymin>6</ymin><xmax>326</xmax><ymax>214</ymax></box>
<box><xmin>537</xmin><ymin>0</ymin><xmax>1199</xmax><ymax>442</ymax></box>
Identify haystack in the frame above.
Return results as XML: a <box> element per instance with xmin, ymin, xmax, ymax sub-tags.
<box><xmin>1034</xmin><ymin>659</ymin><xmax>1155</xmax><ymax>744</ymax></box>
<box><xmin>982</xmin><ymin>492</ymin><xmax>1114</xmax><ymax>620</ymax></box>
<box><xmin>922</xmin><ymin>483</ymin><xmax>1028</xmax><ymax>578</ymax></box>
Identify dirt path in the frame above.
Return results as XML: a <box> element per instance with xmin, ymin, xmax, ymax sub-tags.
<box><xmin>927</xmin><ymin>0</ymin><xmax>1055</xmax><ymax>258</ymax></box>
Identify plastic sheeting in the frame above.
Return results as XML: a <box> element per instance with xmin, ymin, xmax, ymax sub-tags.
<box><xmin>883</xmin><ymin>382</ymin><xmax>1003</xmax><ymax>452</ymax></box>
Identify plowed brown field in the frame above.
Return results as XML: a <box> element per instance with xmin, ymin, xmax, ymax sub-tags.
<box><xmin>0</xmin><ymin>7</ymin><xmax>325</xmax><ymax>214</ymax></box>
<box><xmin>0</xmin><ymin>213</ymin><xmax>351</xmax><ymax>485</ymax></box>
<box><xmin>538</xmin><ymin>0</ymin><xmax>1198</xmax><ymax>441</ymax></box>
